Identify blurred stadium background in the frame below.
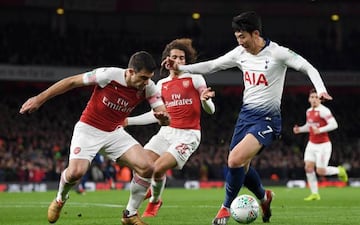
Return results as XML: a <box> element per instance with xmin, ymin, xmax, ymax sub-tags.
<box><xmin>0</xmin><ymin>0</ymin><xmax>359</xmax><ymax>192</ymax></box>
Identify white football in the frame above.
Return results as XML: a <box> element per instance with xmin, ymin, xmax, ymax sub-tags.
<box><xmin>230</xmin><ymin>194</ymin><xmax>259</xmax><ymax>224</ymax></box>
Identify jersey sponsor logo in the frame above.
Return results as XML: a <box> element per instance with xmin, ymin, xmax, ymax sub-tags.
<box><xmin>166</xmin><ymin>94</ymin><xmax>193</xmax><ymax>107</ymax></box>
<box><xmin>102</xmin><ymin>96</ymin><xmax>135</xmax><ymax>112</ymax></box>
<box><xmin>257</xmin><ymin>125</ymin><xmax>273</xmax><ymax>139</ymax></box>
<box><xmin>244</xmin><ymin>71</ymin><xmax>268</xmax><ymax>86</ymax></box>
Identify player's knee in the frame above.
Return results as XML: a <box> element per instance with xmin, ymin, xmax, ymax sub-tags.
<box><xmin>137</xmin><ymin>164</ymin><xmax>154</xmax><ymax>178</ymax></box>
<box><xmin>66</xmin><ymin>168</ymin><xmax>86</xmax><ymax>182</ymax></box>
<box><xmin>228</xmin><ymin>156</ymin><xmax>247</xmax><ymax>168</ymax></box>
<box><xmin>316</xmin><ymin>168</ymin><xmax>326</xmax><ymax>176</ymax></box>
<box><xmin>304</xmin><ymin>165</ymin><xmax>315</xmax><ymax>173</ymax></box>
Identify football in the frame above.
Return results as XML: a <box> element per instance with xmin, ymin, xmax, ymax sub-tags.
<box><xmin>230</xmin><ymin>194</ymin><xmax>259</xmax><ymax>224</ymax></box>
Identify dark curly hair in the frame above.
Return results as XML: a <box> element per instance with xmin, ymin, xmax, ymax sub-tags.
<box><xmin>160</xmin><ymin>38</ymin><xmax>197</xmax><ymax>77</ymax></box>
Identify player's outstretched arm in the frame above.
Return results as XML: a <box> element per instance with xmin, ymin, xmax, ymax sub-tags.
<box><xmin>19</xmin><ymin>74</ymin><xmax>85</xmax><ymax>114</ymax></box>
<box><xmin>318</xmin><ymin>92</ymin><xmax>333</xmax><ymax>102</ymax></box>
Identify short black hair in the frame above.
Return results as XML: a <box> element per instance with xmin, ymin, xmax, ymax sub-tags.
<box><xmin>128</xmin><ymin>51</ymin><xmax>157</xmax><ymax>73</ymax></box>
<box><xmin>232</xmin><ymin>11</ymin><xmax>262</xmax><ymax>34</ymax></box>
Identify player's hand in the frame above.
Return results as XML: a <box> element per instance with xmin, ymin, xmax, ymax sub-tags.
<box><xmin>293</xmin><ymin>125</ymin><xmax>299</xmax><ymax>134</ymax></box>
<box><xmin>161</xmin><ymin>57</ymin><xmax>179</xmax><ymax>71</ymax></box>
<box><xmin>318</xmin><ymin>92</ymin><xmax>333</xmax><ymax>102</ymax></box>
<box><xmin>201</xmin><ymin>87</ymin><xmax>215</xmax><ymax>101</ymax></box>
<box><xmin>19</xmin><ymin>96</ymin><xmax>42</xmax><ymax>114</ymax></box>
<box><xmin>154</xmin><ymin>111</ymin><xmax>170</xmax><ymax>126</ymax></box>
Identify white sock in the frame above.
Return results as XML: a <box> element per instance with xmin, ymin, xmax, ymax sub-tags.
<box><xmin>150</xmin><ymin>176</ymin><xmax>166</xmax><ymax>203</ymax></box>
<box><xmin>306</xmin><ymin>172</ymin><xmax>318</xmax><ymax>194</ymax></box>
<box><xmin>56</xmin><ymin>169</ymin><xmax>76</xmax><ymax>202</ymax></box>
<box><xmin>325</xmin><ymin>166</ymin><xmax>339</xmax><ymax>176</ymax></box>
<box><xmin>126</xmin><ymin>173</ymin><xmax>151</xmax><ymax>216</ymax></box>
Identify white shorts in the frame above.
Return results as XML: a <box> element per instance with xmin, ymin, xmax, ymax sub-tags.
<box><xmin>304</xmin><ymin>141</ymin><xmax>332</xmax><ymax>168</ymax></box>
<box><xmin>144</xmin><ymin>126</ymin><xmax>201</xmax><ymax>169</ymax></box>
<box><xmin>69</xmin><ymin>121</ymin><xmax>139</xmax><ymax>162</ymax></box>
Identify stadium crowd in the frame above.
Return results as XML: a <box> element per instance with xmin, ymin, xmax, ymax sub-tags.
<box><xmin>0</xmin><ymin>22</ymin><xmax>359</xmax><ymax>70</ymax></box>
<box><xmin>0</xmin><ymin>82</ymin><xmax>359</xmax><ymax>183</ymax></box>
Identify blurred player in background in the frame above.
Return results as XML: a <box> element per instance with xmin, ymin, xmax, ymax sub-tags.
<box><xmin>124</xmin><ymin>38</ymin><xmax>215</xmax><ymax>217</ymax></box>
<box><xmin>163</xmin><ymin>11</ymin><xmax>333</xmax><ymax>225</ymax></box>
<box><xmin>293</xmin><ymin>88</ymin><xmax>348</xmax><ymax>201</ymax></box>
<box><xmin>19</xmin><ymin>51</ymin><xmax>170</xmax><ymax>225</ymax></box>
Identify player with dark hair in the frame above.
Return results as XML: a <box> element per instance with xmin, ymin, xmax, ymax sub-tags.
<box><xmin>293</xmin><ymin>89</ymin><xmax>348</xmax><ymax>201</ymax></box>
<box><xmin>163</xmin><ymin>11</ymin><xmax>333</xmax><ymax>225</ymax></box>
<box><xmin>124</xmin><ymin>38</ymin><xmax>215</xmax><ymax>217</ymax></box>
<box><xmin>20</xmin><ymin>51</ymin><xmax>170</xmax><ymax>225</ymax></box>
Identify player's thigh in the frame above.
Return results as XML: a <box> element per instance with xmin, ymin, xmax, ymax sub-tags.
<box><xmin>304</xmin><ymin>142</ymin><xmax>317</xmax><ymax>162</ymax></box>
<box><xmin>119</xmin><ymin>143</ymin><xmax>153</xmax><ymax>177</ymax></box>
<box><xmin>315</xmin><ymin>142</ymin><xmax>332</xmax><ymax>168</ymax></box>
<box><xmin>229</xmin><ymin>133</ymin><xmax>261</xmax><ymax>167</ymax></box>
<box><xmin>153</xmin><ymin>152</ymin><xmax>177</xmax><ymax>176</ymax></box>
<box><xmin>67</xmin><ymin>159</ymin><xmax>91</xmax><ymax>178</ymax></box>
<box><xmin>105</xmin><ymin>127</ymin><xmax>140</xmax><ymax>161</ymax></box>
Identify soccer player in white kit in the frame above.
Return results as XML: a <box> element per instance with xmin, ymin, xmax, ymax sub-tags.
<box><xmin>163</xmin><ymin>11</ymin><xmax>333</xmax><ymax>225</ymax></box>
<box><xmin>124</xmin><ymin>38</ymin><xmax>215</xmax><ymax>217</ymax></box>
<box><xmin>293</xmin><ymin>89</ymin><xmax>348</xmax><ymax>201</ymax></box>
<box><xmin>19</xmin><ymin>51</ymin><xmax>170</xmax><ymax>225</ymax></box>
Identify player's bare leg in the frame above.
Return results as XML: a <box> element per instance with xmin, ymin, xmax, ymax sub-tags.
<box><xmin>48</xmin><ymin>161</ymin><xmax>87</xmax><ymax>223</ymax></box>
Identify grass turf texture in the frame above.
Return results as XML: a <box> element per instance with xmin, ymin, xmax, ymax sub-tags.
<box><xmin>1</xmin><ymin>187</ymin><xmax>359</xmax><ymax>225</ymax></box>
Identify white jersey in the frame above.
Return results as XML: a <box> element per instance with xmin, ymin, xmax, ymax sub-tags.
<box><xmin>179</xmin><ymin>40</ymin><xmax>327</xmax><ymax>117</ymax></box>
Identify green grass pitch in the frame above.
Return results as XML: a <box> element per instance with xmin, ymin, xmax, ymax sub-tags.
<box><xmin>1</xmin><ymin>187</ymin><xmax>359</xmax><ymax>225</ymax></box>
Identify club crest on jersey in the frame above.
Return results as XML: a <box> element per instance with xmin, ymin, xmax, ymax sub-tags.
<box><xmin>73</xmin><ymin>147</ymin><xmax>81</xmax><ymax>154</ymax></box>
<box><xmin>244</xmin><ymin>71</ymin><xmax>268</xmax><ymax>86</ymax></box>
<box><xmin>182</xmin><ymin>80</ymin><xmax>190</xmax><ymax>88</ymax></box>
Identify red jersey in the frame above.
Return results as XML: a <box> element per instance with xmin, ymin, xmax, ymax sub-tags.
<box><xmin>306</xmin><ymin>104</ymin><xmax>334</xmax><ymax>143</ymax></box>
<box><xmin>158</xmin><ymin>73</ymin><xmax>208</xmax><ymax>130</ymax></box>
<box><xmin>80</xmin><ymin>67</ymin><xmax>163</xmax><ymax>132</ymax></box>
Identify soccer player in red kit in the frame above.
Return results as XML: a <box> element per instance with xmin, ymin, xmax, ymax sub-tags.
<box><xmin>20</xmin><ymin>51</ymin><xmax>169</xmax><ymax>225</ymax></box>
<box><xmin>124</xmin><ymin>38</ymin><xmax>215</xmax><ymax>217</ymax></box>
<box><xmin>293</xmin><ymin>89</ymin><xmax>348</xmax><ymax>201</ymax></box>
